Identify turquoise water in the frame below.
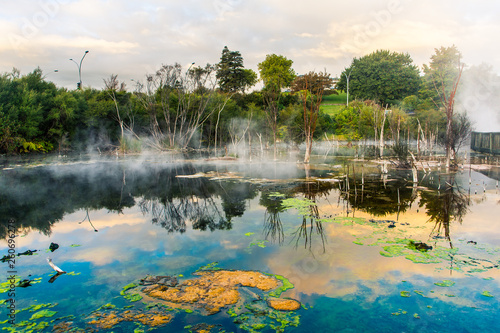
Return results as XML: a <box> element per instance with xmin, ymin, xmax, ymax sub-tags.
<box><xmin>1</xmin><ymin>155</ymin><xmax>500</xmax><ymax>332</ymax></box>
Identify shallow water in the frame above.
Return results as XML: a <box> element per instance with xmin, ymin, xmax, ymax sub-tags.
<box><xmin>1</xmin><ymin>155</ymin><xmax>500</xmax><ymax>332</ymax></box>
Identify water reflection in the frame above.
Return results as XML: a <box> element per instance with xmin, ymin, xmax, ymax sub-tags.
<box><xmin>420</xmin><ymin>174</ymin><xmax>471</xmax><ymax>248</ymax></box>
<box><xmin>291</xmin><ymin>182</ymin><xmax>332</xmax><ymax>252</ymax></box>
<box><xmin>0</xmin><ymin>160</ymin><xmax>474</xmax><ymax>246</ymax></box>
<box><xmin>0</xmin><ymin>162</ymin><xmax>261</xmax><ymax>238</ymax></box>
<box><xmin>340</xmin><ymin>168</ymin><xmax>417</xmax><ymax>218</ymax></box>
<box><xmin>261</xmin><ymin>192</ymin><xmax>285</xmax><ymax>244</ymax></box>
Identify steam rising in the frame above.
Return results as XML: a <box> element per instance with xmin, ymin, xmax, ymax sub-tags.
<box><xmin>457</xmin><ymin>63</ymin><xmax>500</xmax><ymax>132</ymax></box>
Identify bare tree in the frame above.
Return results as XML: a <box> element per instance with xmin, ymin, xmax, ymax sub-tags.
<box><xmin>424</xmin><ymin>46</ymin><xmax>464</xmax><ymax>168</ymax></box>
<box><xmin>133</xmin><ymin>63</ymin><xmax>220</xmax><ymax>150</ymax></box>
<box><xmin>104</xmin><ymin>74</ymin><xmax>138</xmax><ymax>150</ymax></box>
<box><xmin>291</xmin><ymin>71</ymin><xmax>333</xmax><ymax>163</ymax></box>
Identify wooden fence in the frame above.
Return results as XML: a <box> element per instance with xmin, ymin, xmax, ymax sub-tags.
<box><xmin>471</xmin><ymin>132</ymin><xmax>500</xmax><ymax>155</ymax></box>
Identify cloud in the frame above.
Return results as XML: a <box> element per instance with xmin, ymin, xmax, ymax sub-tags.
<box><xmin>0</xmin><ymin>0</ymin><xmax>500</xmax><ymax>90</ymax></box>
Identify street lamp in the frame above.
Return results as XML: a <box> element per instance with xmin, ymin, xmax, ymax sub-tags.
<box><xmin>345</xmin><ymin>66</ymin><xmax>355</xmax><ymax>107</ymax></box>
<box><xmin>70</xmin><ymin>50</ymin><xmax>89</xmax><ymax>90</ymax></box>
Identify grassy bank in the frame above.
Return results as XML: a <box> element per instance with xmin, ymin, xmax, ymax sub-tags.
<box><xmin>321</xmin><ymin>92</ymin><xmax>347</xmax><ymax>116</ymax></box>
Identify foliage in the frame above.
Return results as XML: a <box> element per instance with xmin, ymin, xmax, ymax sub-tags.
<box><xmin>437</xmin><ymin>112</ymin><xmax>473</xmax><ymax>161</ymax></box>
<box><xmin>336</xmin><ymin>50</ymin><xmax>421</xmax><ymax>105</ymax></box>
<box><xmin>0</xmin><ymin>45</ymin><xmax>476</xmax><ymax>156</ymax></box>
<box><xmin>216</xmin><ymin>46</ymin><xmax>257</xmax><ymax>93</ymax></box>
<box><xmin>258</xmin><ymin>54</ymin><xmax>296</xmax><ymax>92</ymax></box>
<box><xmin>257</xmin><ymin>54</ymin><xmax>296</xmax><ymax>157</ymax></box>
<box><xmin>421</xmin><ymin>45</ymin><xmax>462</xmax><ymax>108</ymax></box>
<box><xmin>0</xmin><ymin>68</ymin><xmax>70</xmax><ymax>153</ymax></box>
<box><xmin>391</xmin><ymin>140</ymin><xmax>410</xmax><ymax>167</ymax></box>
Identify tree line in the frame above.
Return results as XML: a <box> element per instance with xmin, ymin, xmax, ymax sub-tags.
<box><xmin>0</xmin><ymin>45</ymin><xmax>478</xmax><ymax>165</ymax></box>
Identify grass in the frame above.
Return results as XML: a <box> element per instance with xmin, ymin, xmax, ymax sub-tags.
<box><xmin>320</xmin><ymin>92</ymin><xmax>347</xmax><ymax>116</ymax></box>
<box><xmin>322</xmin><ymin>92</ymin><xmax>348</xmax><ymax>104</ymax></box>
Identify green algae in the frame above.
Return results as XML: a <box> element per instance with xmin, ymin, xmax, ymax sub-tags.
<box><xmin>196</xmin><ymin>261</ymin><xmax>222</xmax><ymax>272</ymax></box>
<box><xmin>124</xmin><ymin>293</ymin><xmax>143</xmax><ymax>302</ymax></box>
<box><xmin>0</xmin><ymin>276</ymin><xmax>20</xmax><ymax>293</ymax></box>
<box><xmin>268</xmin><ymin>275</ymin><xmax>294</xmax><ymax>298</ymax></box>
<box><xmin>281</xmin><ymin>197</ymin><xmax>316</xmax><ymax>217</ymax></box>
<box><xmin>29</xmin><ymin>309</ymin><xmax>57</xmax><ymax>320</ymax></box>
<box><xmin>434</xmin><ymin>280</ymin><xmax>455</xmax><ymax>287</ymax></box>
<box><xmin>268</xmin><ymin>192</ymin><xmax>286</xmax><ymax>198</ymax></box>
<box><xmin>96</xmin><ymin>303</ymin><xmax>116</xmax><ymax>310</ymax></box>
<box><xmin>24</xmin><ymin>303</ymin><xmax>55</xmax><ymax>312</ymax></box>
<box><xmin>380</xmin><ymin>245</ymin><xmax>407</xmax><ymax>257</ymax></box>
<box><xmin>4</xmin><ymin>320</ymin><xmax>50</xmax><ymax>333</ymax></box>
<box><xmin>405</xmin><ymin>253</ymin><xmax>441</xmax><ymax>264</ymax></box>
<box><xmin>249</xmin><ymin>240</ymin><xmax>268</xmax><ymax>248</ymax></box>
<box><xmin>121</xmin><ymin>282</ymin><xmax>142</xmax><ymax>302</ymax></box>
<box><xmin>121</xmin><ymin>282</ymin><xmax>138</xmax><ymax>293</ymax></box>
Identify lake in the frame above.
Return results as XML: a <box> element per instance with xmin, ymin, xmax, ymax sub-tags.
<box><xmin>1</xmin><ymin>153</ymin><xmax>500</xmax><ymax>332</ymax></box>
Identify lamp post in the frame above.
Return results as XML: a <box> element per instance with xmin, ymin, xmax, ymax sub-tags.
<box><xmin>70</xmin><ymin>50</ymin><xmax>89</xmax><ymax>90</ymax></box>
<box><xmin>345</xmin><ymin>66</ymin><xmax>354</xmax><ymax>107</ymax></box>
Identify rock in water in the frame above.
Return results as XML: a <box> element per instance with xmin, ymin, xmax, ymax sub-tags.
<box><xmin>49</xmin><ymin>242</ymin><xmax>59</xmax><ymax>252</ymax></box>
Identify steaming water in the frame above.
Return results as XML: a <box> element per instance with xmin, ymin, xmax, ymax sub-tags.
<box><xmin>1</xmin><ymin>155</ymin><xmax>500</xmax><ymax>332</ymax></box>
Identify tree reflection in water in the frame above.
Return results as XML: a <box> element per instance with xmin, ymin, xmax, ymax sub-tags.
<box><xmin>0</xmin><ymin>160</ymin><xmax>475</xmax><ymax>250</ymax></box>
<box><xmin>261</xmin><ymin>180</ymin><xmax>335</xmax><ymax>252</ymax></box>
<box><xmin>260</xmin><ymin>192</ymin><xmax>286</xmax><ymax>245</ymax></box>
<box><xmin>291</xmin><ymin>181</ymin><xmax>331</xmax><ymax>253</ymax></box>
<box><xmin>419</xmin><ymin>174</ymin><xmax>470</xmax><ymax>248</ymax></box>
<box><xmin>0</xmin><ymin>161</ymin><xmax>260</xmax><ymax>238</ymax></box>
<box><xmin>78</xmin><ymin>208</ymin><xmax>98</xmax><ymax>232</ymax></box>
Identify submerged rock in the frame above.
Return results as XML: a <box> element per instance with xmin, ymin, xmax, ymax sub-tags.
<box><xmin>266</xmin><ymin>297</ymin><xmax>301</xmax><ymax>311</ymax></box>
<box><xmin>17</xmin><ymin>249</ymin><xmax>37</xmax><ymax>256</ymax></box>
<box><xmin>408</xmin><ymin>240</ymin><xmax>433</xmax><ymax>252</ymax></box>
<box><xmin>140</xmin><ymin>275</ymin><xmax>178</xmax><ymax>287</ymax></box>
<box><xmin>18</xmin><ymin>279</ymin><xmax>32</xmax><ymax>288</ymax></box>
<box><xmin>49</xmin><ymin>242</ymin><xmax>59</xmax><ymax>252</ymax></box>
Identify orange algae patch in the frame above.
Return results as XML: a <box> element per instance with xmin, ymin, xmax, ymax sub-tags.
<box><xmin>142</xmin><ymin>270</ymin><xmax>280</xmax><ymax>314</ymax></box>
<box><xmin>88</xmin><ymin>309</ymin><xmax>172</xmax><ymax>329</ymax></box>
<box><xmin>266</xmin><ymin>297</ymin><xmax>301</xmax><ymax>311</ymax></box>
<box><xmin>52</xmin><ymin>321</ymin><xmax>85</xmax><ymax>333</ymax></box>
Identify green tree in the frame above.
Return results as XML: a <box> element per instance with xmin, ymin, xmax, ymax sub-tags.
<box><xmin>337</xmin><ymin>50</ymin><xmax>421</xmax><ymax>105</ymax></box>
<box><xmin>0</xmin><ymin>68</ymin><xmax>65</xmax><ymax>153</ymax></box>
<box><xmin>258</xmin><ymin>54</ymin><xmax>296</xmax><ymax>158</ymax></box>
<box><xmin>216</xmin><ymin>46</ymin><xmax>257</xmax><ymax>93</ymax></box>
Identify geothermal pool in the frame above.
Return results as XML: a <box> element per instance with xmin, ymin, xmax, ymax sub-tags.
<box><xmin>1</xmin><ymin>154</ymin><xmax>499</xmax><ymax>332</ymax></box>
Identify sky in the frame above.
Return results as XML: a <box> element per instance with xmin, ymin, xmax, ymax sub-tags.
<box><xmin>1</xmin><ymin>0</ymin><xmax>500</xmax><ymax>129</ymax></box>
